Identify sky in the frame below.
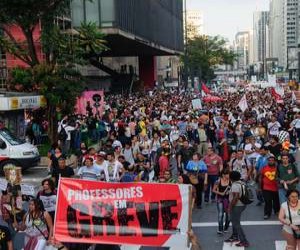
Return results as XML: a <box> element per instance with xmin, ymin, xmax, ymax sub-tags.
<box><xmin>187</xmin><ymin>0</ymin><xmax>270</xmax><ymax>42</ymax></box>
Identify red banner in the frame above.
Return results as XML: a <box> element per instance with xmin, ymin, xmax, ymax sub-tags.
<box><xmin>54</xmin><ymin>178</ymin><xmax>190</xmax><ymax>247</ymax></box>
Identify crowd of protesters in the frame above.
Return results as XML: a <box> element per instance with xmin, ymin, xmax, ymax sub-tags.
<box><xmin>2</xmin><ymin>85</ymin><xmax>300</xmax><ymax>249</ymax></box>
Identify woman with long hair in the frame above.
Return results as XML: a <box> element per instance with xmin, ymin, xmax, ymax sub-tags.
<box><xmin>18</xmin><ymin>199</ymin><xmax>53</xmax><ymax>250</ymax></box>
<box><xmin>278</xmin><ymin>189</ymin><xmax>300</xmax><ymax>250</ymax></box>
<box><xmin>213</xmin><ymin>169</ymin><xmax>231</xmax><ymax>234</ymax></box>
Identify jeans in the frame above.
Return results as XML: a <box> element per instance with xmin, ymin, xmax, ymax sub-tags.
<box><xmin>230</xmin><ymin>206</ymin><xmax>247</xmax><ymax>242</ymax></box>
<box><xmin>278</xmin><ymin>188</ymin><xmax>287</xmax><ymax>205</ymax></box>
<box><xmin>217</xmin><ymin>199</ymin><xmax>230</xmax><ymax>231</ymax></box>
<box><xmin>204</xmin><ymin>175</ymin><xmax>218</xmax><ymax>202</ymax></box>
<box><xmin>262</xmin><ymin>190</ymin><xmax>280</xmax><ymax>216</ymax></box>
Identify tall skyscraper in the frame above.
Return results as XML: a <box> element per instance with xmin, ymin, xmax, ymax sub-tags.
<box><xmin>253</xmin><ymin>11</ymin><xmax>269</xmax><ymax>77</ymax></box>
<box><xmin>269</xmin><ymin>0</ymin><xmax>285</xmax><ymax>67</ymax></box>
<box><xmin>284</xmin><ymin>0</ymin><xmax>300</xmax><ymax>71</ymax></box>
<box><xmin>234</xmin><ymin>31</ymin><xmax>250</xmax><ymax>70</ymax></box>
<box><xmin>253</xmin><ymin>11</ymin><xmax>269</xmax><ymax>63</ymax></box>
<box><xmin>185</xmin><ymin>10</ymin><xmax>204</xmax><ymax>39</ymax></box>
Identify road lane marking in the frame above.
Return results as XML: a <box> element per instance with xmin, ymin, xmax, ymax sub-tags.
<box><xmin>275</xmin><ymin>241</ymin><xmax>286</xmax><ymax>250</ymax></box>
<box><xmin>192</xmin><ymin>220</ymin><xmax>281</xmax><ymax>227</ymax></box>
<box><xmin>223</xmin><ymin>242</ymin><xmax>244</xmax><ymax>250</ymax></box>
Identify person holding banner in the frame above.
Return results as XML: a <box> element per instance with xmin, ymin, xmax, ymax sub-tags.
<box><xmin>107</xmin><ymin>152</ymin><xmax>123</xmax><ymax>182</ymax></box>
<box><xmin>77</xmin><ymin>157</ymin><xmax>100</xmax><ymax>181</ymax></box>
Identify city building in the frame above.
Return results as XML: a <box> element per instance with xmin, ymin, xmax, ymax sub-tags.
<box><xmin>71</xmin><ymin>0</ymin><xmax>184</xmax><ymax>90</ymax></box>
<box><xmin>284</xmin><ymin>0</ymin><xmax>300</xmax><ymax>76</ymax></box>
<box><xmin>234</xmin><ymin>31</ymin><xmax>250</xmax><ymax>71</ymax></box>
<box><xmin>253</xmin><ymin>11</ymin><xmax>269</xmax><ymax>77</ymax></box>
<box><xmin>2</xmin><ymin>0</ymin><xmax>184</xmax><ymax>91</ymax></box>
<box><xmin>269</xmin><ymin>0</ymin><xmax>285</xmax><ymax>68</ymax></box>
<box><xmin>185</xmin><ymin>10</ymin><xmax>204</xmax><ymax>39</ymax></box>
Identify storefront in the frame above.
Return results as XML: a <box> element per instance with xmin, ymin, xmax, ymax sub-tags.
<box><xmin>0</xmin><ymin>93</ymin><xmax>46</xmax><ymax>137</ymax></box>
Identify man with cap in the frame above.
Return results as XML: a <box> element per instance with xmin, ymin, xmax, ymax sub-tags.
<box><xmin>258</xmin><ymin>155</ymin><xmax>280</xmax><ymax>219</ymax></box>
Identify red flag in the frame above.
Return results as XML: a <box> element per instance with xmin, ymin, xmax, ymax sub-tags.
<box><xmin>201</xmin><ymin>83</ymin><xmax>211</xmax><ymax>94</ymax></box>
<box><xmin>270</xmin><ymin>88</ymin><xmax>282</xmax><ymax>101</ymax></box>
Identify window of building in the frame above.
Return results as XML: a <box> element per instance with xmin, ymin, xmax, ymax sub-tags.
<box><xmin>100</xmin><ymin>0</ymin><xmax>115</xmax><ymax>26</ymax></box>
<box><xmin>85</xmin><ymin>0</ymin><xmax>100</xmax><ymax>25</ymax></box>
<box><xmin>71</xmin><ymin>0</ymin><xmax>84</xmax><ymax>27</ymax></box>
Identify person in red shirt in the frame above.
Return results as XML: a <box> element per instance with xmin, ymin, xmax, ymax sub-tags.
<box><xmin>203</xmin><ymin>146</ymin><xmax>223</xmax><ymax>202</ymax></box>
<box><xmin>158</xmin><ymin>149</ymin><xmax>170</xmax><ymax>178</ymax></box>
<box><xmin>259</xmin><ymin>155</ymin><xmax>280</xmax><ymax>220</ymax></box>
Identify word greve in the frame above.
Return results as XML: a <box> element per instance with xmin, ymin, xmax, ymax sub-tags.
<box><xmin>67</xmin><ymin>186</ymin><xmax>144</xmax><ymax>201</ymax></box>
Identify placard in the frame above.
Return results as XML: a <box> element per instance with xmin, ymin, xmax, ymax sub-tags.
<box><xmin>21</xmin><ymin>184</ymin><xmax>35</xmax><ymax>196</ymax></box>
<box><xmin>192</xmin><ymin>98</ymin><xmax>202</xmax><ymax>110</ymax></box>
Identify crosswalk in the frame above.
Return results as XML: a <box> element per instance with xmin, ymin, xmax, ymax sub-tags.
<box><xmin>222</xmin><ymin>241</ymin><xmax>286</xmax><ymax>250</ymax></box>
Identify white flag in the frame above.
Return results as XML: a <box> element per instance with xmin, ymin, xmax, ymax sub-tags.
<box><xmin>238</xmin><ymin>94</ymin><xmax>248</xmax><ymax>112</ymax></box>
<box><xmin>201</xmin><ymin>90</ymin><xmax>206</xmax><ymax>97</ymax></box>
<box><xmin>292</xmin><ymin>91</ymin><xmax>297</xmax><ymax>104</ymax></box>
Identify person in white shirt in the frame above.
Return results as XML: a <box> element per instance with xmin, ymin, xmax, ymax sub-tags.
<box><xmin>94</xmin><ymin>152</ymin><xmax>110</xmax><ymax>182</ymax></box>
<box><xmin>122</xmin><ymin>142</ymin><xmax>135</xmax><ymax>166</ymax></box>
<box><xmin>291</xmin><ymin>112</ymin><xmax>300</xmax><ymax>139</ymax></box>
<box><xmin>58</xmin><ymin>117</ymin><xmax>76</xmax><ymax>155</ymax></box>
<box><xmin>107</xmin><ymin>152</ymin><xmax>123</xmax><ymax>181</ymax></box>
<box><xmin>77</xmin><ymin>157</ymin><xmax>100</xmax><ymax>180</ymax></box>
<box><xmin>268</xmin><ymin>115</ymin><xmax>281</xmax><ymax>137</ymax></box>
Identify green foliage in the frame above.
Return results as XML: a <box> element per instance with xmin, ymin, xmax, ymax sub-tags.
<box><xmin>77</xmin><ymin>22</ymin><xmax>108</xmax><ymax>55</ymax></box>
<box><xmin>10</xmin><ymin>67</ymin><xmax>33</xmax><ymax>90</ymax></box>
<box><xmin>183</xmin><ymin>35</ymin><xmax>237</xmax><ymax>81</ymax></box>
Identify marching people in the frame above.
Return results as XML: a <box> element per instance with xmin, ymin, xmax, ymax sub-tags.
<box><xmin>186</xmin><ymin>153</ymin><xmax>208</xmax><ymax>209</ymax></box>
<box><xmin>52</xmin><ymin>157</ymin><xmax>75</xmax><ymax>186</ymax></box>
<box><xmin>225</xmin><ymin>171</ymin><xmax>249</xmax><ymax>247</ymax></box>
<box><xmin>17</xmin><ymin>199</ymin><xmax>53</xmax><ymax>250</ymax></box>
<box><xmin>258</xmin><ymin>156</ymin><xmax>280</xmax><ymax>220</ymax></box>
<box><xmin>277</xmin><ymin>153</ymin><xmax>299</xmax><ymax>204</ymax></box>
<box><xmin>213</xmin><ymin>169</ymin><xmax>231</xmax><ymax>234</ymax></box>
<box><xmin>278</xmin><ymin>189</ymin><xmax>300</xmax><ymax>250</ymax></box>
<box><xmin>36</xmin><ymin>178</ymin><xmax>57</xmax><ymax>223</ymax></box>
<box><xmin>7</xmin><ymin>86</ymin><xmax>300</xmax><ymax>249</ymax></box>
<box><xmin>203</xmin><ymin>146</ymin><xmax>223</xmax><ymax>203</ymax></box>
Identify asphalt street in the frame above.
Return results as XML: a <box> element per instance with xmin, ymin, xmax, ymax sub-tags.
<box><xmin>192</xmin><ymin>200</ymin><xmax>285</xmax><ymax>250</ymax></box>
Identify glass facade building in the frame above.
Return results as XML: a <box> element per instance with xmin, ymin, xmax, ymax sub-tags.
<box><xmin>71</xmin><ymin>0</ymin><xmax>184</xmax><ymax>54</ymax></box>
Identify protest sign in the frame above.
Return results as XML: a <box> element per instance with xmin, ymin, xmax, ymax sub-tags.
<box><xmin>0</xmin><ymin>178</ymin><xmax>8</xmax><ymax>191</ymax></box>
<box><xmin>21</xmin><ymin>184</ymin><xmax>35</xmax><ymax>196</ymax></box>
<box><xmin>54</xmin><ymin>178</ymin><xmax>190</xmax><ymax>248</ymax></box>
<box><xmin>192</xmin><ymin>99</ymin><xmax>202</xmax><ymax>110</ymax></box>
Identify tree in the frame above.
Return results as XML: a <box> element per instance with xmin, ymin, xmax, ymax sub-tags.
<box><xmin>183</xmin><ymin>35</ymin><xmax>237</xmax><ymax>82</ymax></box>
<box><xmin>0</xmin><ymin>0</ymin><xmax>107</xmax><ymax>142</ymax></box>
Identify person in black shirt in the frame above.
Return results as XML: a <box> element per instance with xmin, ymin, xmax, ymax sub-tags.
<box><xmin>268</xmin><ymin>136</ymin><xmax>282</xmax><ymax>160</ymax></box>
<box><xmin>0</xmin><ymin>225</ymin><xmax>13</xmax><ymax>250</ymax></box>
<box><xmin>52</xmin><ymin>157</ymin><xmax>74</xmax><ymax>187</ymax></box>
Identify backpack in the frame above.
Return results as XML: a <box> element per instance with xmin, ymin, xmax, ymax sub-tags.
<box><xmin>58</xmin><ymin>124</ymin><xmax>68</xmax><ymax>142</ymax></box>
<box><xmin>238</xmin><ymin>181</ymin><xmax>254</xmax><ymax>205</ymax></box>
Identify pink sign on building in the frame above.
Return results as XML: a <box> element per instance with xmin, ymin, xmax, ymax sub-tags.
<box><xmin>76</xmin><ymin>90</ymin><xmax>105</xmax><ymax>116</ymax></box>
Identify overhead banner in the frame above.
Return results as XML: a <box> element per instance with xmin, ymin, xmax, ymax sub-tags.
<box><xmin>75</xmin><ymin>90</ymin><xmax>105</xmax><ymax>116</ymax></box>
<box><xmin>54</xmin><ymin>178</ymin><xmax>191</xmax><ymax>248</ymax></box>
